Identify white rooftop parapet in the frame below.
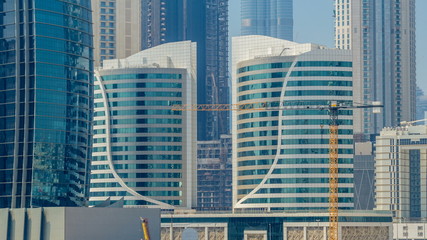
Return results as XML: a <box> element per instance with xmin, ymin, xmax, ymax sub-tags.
<box><xmin>232</xmin><ymin>35</ymin><xmax>325</xmax><ymax>70</ymax></box>
<box><xmin>379</xmin><ymin>124</ymin><xmax>427</xmax><ymax>136</ymax></box>
<box><xmin>101</xmin><ymin>41</ymin><xmax>197</xmax><ymax>72</ymax></box>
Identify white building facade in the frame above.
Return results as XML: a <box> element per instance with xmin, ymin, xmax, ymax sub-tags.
<box><xmin>232</xmin><ymin>36</ymin><xmax>354</xmax><ymax>211</ymax></box>
<box><xmin>91</xmin><ymin>0</ymin><xmax>142</xmax><ymax>67</ymax></box>
<box><xmin>393</xmin><ymin>222</ymin><xmax>427</xmax><ymax>240</ymax></box>
<box><xmin>90</xmin><ymin>41</ymin><xmax>197</xmax><ymax>209</ymax></box>
<box><xmin>375</xmin><ymin>125</ymin><xmax>427</xmax><ymax>219</ymax></box>
<box><xmin>160</xmin><ymin>211</ymin><xmax>392</xmax><ymax>240</ymax></box>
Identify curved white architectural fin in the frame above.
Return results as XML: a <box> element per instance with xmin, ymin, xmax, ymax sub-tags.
<box><xmin>94</xmin><ymin>72</ymin><xmax>175</xmax><ymax>209</ymax></box>
<box><xmin>235</xmin><ymin>58</ymin><xmax>299</xmax><ymax>208</ymax></box>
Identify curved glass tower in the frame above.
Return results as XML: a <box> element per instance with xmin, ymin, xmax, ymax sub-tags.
<box><xmin>241</xmin><ymin>0</ymin><xmax>293</xmax><ymax>40</ymax></box>
<box><xmin>90</xmin><ymin>41</ymin><xmax>197</xmax><ymax>209</ymax></box>
<box><xmin>232</xmin><ymin>36</ymin><xmax>354</xmax><ymax>211</ymax></box>
<box><xmin>0</xmin><ymin>0</ymin><xmax>93</xmax><ymax>208</ymax></box>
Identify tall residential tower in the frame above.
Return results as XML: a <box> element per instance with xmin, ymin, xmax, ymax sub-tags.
<box><xmin>90</xmin><ymin>41</ymin><xmax>197</xmax><ymax>209</ymax></box>
<box><xmin>0</xmin><ymin>0</ymin><xmax>94</xmax><ymax>208</ymax></box>
<box><xmin>232</xmin><ymin>36</ymin><xmax>354</xmax><ymax>211</ymax></box>
<box><xmin>141</xmin><ymin>0</ymin><xmax>229</xmax><ymax>141</ymax></box>
<box><xmin>241</xmin><ymin>0</ymin><xmax>293</xmax><ymax>40</ymax></box>
<box><xmin>91</xmin><ymin>0</ymin><xmax>142</xmax><ymax>67</ymax></box>
<box><xmin>334</xmin><ymin>0</ymin><xmax>416</xmax><ymax>137</ymax></box>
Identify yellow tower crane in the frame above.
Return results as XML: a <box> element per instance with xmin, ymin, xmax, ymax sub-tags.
<box><xmin>140</xmin><ymin>217</ymin><xmax>150</xmax><ymax>240</ymax></box>
<box><xmin>173</xmin><ymin>101</ymin><xmax>382</xmax><ymax>240</ymax></box>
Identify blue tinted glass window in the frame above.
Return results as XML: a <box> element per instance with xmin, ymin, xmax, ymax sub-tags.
<box><xmin>284</xmin><ymin>90</ymin><xmax>352</xmax><ymax>97</ymax></box>
<box><xmin>282</xmin><ymin>119</ymin><xmax>353</xmax><ymax>125</ymax></box>
<box><xmin>238</xmin><ymin>82</ymin><xmax>283</xmax><ymax>92</ymax></box>
<box><xmin>238</xmin><ymin>72</ymin><xmax>287</xmax><ymax>83</ymax></box>
<box><xmin>238</xmin><ymin>62</ymin><xmax>292</xmax><ymax>73</ymax></box>
<box><xmin>290</xmin><ymin>71</ymin><xmax>352</xmax><ymax>77</ymax></box>
<box><xmin>101</xmin><ymin>73</ymin><xmax>182</xmax><ymax>81</ymax></box>
<box><xmin>101</xmin><ymin>82</ymin><xmax>182</xmax><ymax>89</ymax></box>
<box><xmin>238</xmin><ymin>92</ymin><xmax>281</xmax><ymax>101</ymax></box>
<box><xmin>286</xmin><ymin>80</ymin><xmax>352</xmax><ymax>87</ymax></box>
<box><xmin>98</xmin><ymin>91</ymin><xmax>182</xmax><ymax>98</ymax></box>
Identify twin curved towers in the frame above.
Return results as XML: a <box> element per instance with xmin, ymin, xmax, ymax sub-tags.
<box><xmin>90</xmin><ymin>36</ymin><xmax>356</xmax><ymax>211</ymax></box>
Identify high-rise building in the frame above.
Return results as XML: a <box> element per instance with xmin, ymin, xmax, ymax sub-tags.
<box><xmin>241</xmin><ymin>0</ymin><xmax>293</xmax><ymax>40</ymax></box>
<box><xmin>90</xmin><ymin>41</ymin><xmax>197</xmax><ymax>209</ymax></box>
<box><xmin>141</xmin><ymin>0</ymin><xmax>229</xmax><ymax>141</ymax></box>
<box><xmin>0</xmin><ymin>0</ymin><xmax>94</xmax><ymax>208</ymax></box>
<box><xmin>375</xmin><ymin>125</ymin><xmax>427</xmax><ymax>219</ymax></box>
<box><xmin>334</xmin><ymin>0</ymin><xmax>416</xmax><ymax>137</ymax></box>
<box><xmin>232</xmin><ymin>36</ymin><xmax>354</xmax><ymax>211</ymax></box>
<box><xmin>141</xmin><ymin>0</ymin><xmax>185</xmax><ymax>49</ymax></box>
<box><xmin>197</xmin><ymin>134</ymin><xmax>232</xmax><ymax>211</ymax></box>
<box><xmin>416</xmin><ymin>87</ymin><xmax>427</xmax><ymax>121</ymax></box>
<box><xmin>91</xmin><ymin>0</ymin><xmax>142</xmax><ymax>67</ymax></box>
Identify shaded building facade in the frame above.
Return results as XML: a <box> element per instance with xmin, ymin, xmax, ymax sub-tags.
<box><xmin>0</xmin><ymin>207</ymin><xmax>161</xmax><ymax>240</ymax></box>
<box><xmin>353</xmin><ymin>142</ymin><xmax>375</xmax><ymax>210</ymax></box>
<box><xmin>141</xmin><ymin>0</ymin><xmax>229</xmax><ymax>141</ymax></box>
<box><xmin>0</xmin><ymin>0</ymin><xmax>93</xmax><ymax>208</ymax></box>
<box><xmin>197</xmin><ymin>135</ymin><xmax>232</xmax><ymax>211</ymax></box>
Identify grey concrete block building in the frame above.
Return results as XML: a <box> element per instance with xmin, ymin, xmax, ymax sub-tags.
<box><xmin>0</xmin><ymin>207</ymin><xmax>160</xmax><ymax>240</ymax></box>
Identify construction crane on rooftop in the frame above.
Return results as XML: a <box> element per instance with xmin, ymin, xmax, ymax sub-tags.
<box><xmin>173</xmin><ymin>100</ymin><xmax>382</xmax><ymax>240</ymax></box>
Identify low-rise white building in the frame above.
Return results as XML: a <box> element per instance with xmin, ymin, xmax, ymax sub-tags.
<box><xmin>161</xmin><ymin>210</ymin><xmax>392</xmax><ymax>240</ymax></box>
<box><xmin>393</xmin><ymin>222</ymin><xmax>427</xmax><ymax>240</ymax></box>
<box><xmin>375</xmin><ymin>125</ymin><xmax>427</xmax><ymax>219</ymax></box>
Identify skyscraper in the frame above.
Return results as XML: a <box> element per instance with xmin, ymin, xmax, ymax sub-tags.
<box><xmin>141</xmin><ymin>0</ymin><xmax>229</xmax><ymax>141</ymax></box>
<box><xmin>375</xmin><ymin>125</ymin><xmax>427</xmax><ymax>219</ymax></box>
<box><xmin>90</xmin><ymin>41</ymin><xmax>197</xmax><ymax>209</ymax></box>
<box><xmin>91</xmin><ymin>0</ymin><xmax>142</xmax><ymax>67</ymax></box>
<box><xmin>0</xmin><ymin>0</ymin><xmax>94</xmax><ymax>208</ymax></box>
<box><xmin>241</xmin><ymin>0</ymin><xmax>293</xmax><ymax>40</ymax></box>
<box><xmin>141</xmin><ymin>0</ymin><xmax>185</xmax><ymax>49</ymax></box>
<box><xmin>334</xmin><ymin>0</ymin><xmax>416</xmax><ymax>137</ymax></box>
<box><xmin>232</xmin><ymin>36</ymin><xmax>354</xmax><ymax>211</ymax></box>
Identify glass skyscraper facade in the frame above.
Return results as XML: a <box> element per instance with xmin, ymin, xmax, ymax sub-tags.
<box><xmin>141</xmin><ymin>0</ymin><xmax>229</xmax><ymax>141</ymax></box>
<box><xmin>232</xmin><ymin>36</ymin><xmax>354</xmax><ymax>211</ymax></box>
<box><xmin>90</xmin><ymin>41</ymin><xmax>197</xmax><ymax>209</ymax></box>
<box><xmin>241</xmin><ymin>0</ymin><xmax>293</xmax><ymax>41</ymax></box>
<box><xmin>0</xmin><ymin>0</ymin><xmax>93</xmax><ymax>208</ymax></box>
